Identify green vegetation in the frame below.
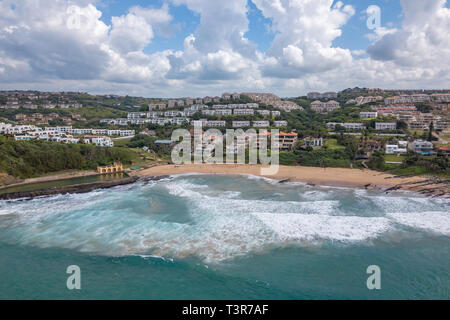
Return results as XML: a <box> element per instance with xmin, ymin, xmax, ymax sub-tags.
<box><xmin>324</xmin><ymin>138</ymin><xmax>346</xmax><ymax>150</ymax></box>
<box><xmin>69</xmin><ymin>106</ymin><xmax>127</xmax><ymax>120</ymax></box>
<box><xmin>367</xmin><ymin>151</ymin><xmax>449</xmax><ymax>178</ymax></box>
<box><xmin>384</xmin><ymin>154</ymin><xmax>405</xmax><ymax>162</ymax></box>
<box><xmin>126</xmin><ymin>135</ymin><xmax>171</xmax><ymax>158</ymax></box>
<box><xmin>280</xmin><ymin>149</ymin><xmax>355</xmax><ymax>168</ymax></box>
<box><xmin>0</xmin><ymin>136</ymin><xmax>140</xmax><ymax>179</ymax></box>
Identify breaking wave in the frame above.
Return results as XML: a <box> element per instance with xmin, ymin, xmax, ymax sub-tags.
<box><xmin>0</xmin><ymin>175</ymin><xmax>448</xmax><ymax>263</ymax></box>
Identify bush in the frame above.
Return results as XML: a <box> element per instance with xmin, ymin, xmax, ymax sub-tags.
<box><xmin>0</xmin><ymin>139</ymin><xmax>137</xmax><ymax>178</ymax></box>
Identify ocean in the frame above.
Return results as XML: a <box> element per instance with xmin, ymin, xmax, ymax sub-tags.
<box><xmin>0</xmin><ymin>174</ymin><xmax>448</xmax><ymax>299</ymax></box>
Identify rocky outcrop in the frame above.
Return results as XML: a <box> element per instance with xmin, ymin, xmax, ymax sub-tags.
<box><xmin>0</xmin><ymin>176</ymin><xmax>139</xmax><ymax>200</ymax></box>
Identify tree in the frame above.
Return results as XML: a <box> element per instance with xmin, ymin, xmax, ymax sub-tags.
<box><xmin>427</xmin><ymin>122</ymin><xmax>434</xmax><ymax>142</ymax></box>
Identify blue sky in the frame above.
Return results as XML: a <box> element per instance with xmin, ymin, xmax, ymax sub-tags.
<box><xmin>97</xmin><ymin>0</ymin><xmax>404</xmax><ymax>54</ymax></box>
<box><xmin>0</xmin><ymin>0</ymin><xmax>449</xmax><ymax>97</ymax></box>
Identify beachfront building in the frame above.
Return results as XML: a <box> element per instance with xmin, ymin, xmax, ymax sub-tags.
<box><xmin>275</xmin><ymin>132</ymin><xmax>298</xmax><ymax>151</ymax></box>
<box><xmin>90</xmin><ymin>136</ymin><xmax>114</xmax><ymax>147</ymax></box>
<box><xmin>376</xmin><ymin>122</ymin><xmax>397</xmax><ymax>131</ymax></box>
<box><xmin>409</xmin><ymin>140</ymin><xmax>434</xmax><ymax>156</ymax></box>
<box><xmin>97</xmin><ymin>162</ymin><xmax>124</xmax><ymax>174</ymax></box>
<box><xmin>304</xmin><ymin>137</ymin><xmax>323</xmax><ymax>147</ymax></box>
<box><xmin>360</xmin><ymin>111</ymin><xmax>378</xmax><ymax>119</ymax></box>
<box><xmin>385</xmin><ymin>144</ymin><xmax>407</xmax><ymax>155</ymax></box>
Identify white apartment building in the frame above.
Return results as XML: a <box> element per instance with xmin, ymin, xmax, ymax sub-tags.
<box><xmin>164</xmin><ymin>111</ymin><xmax>183</xmax><ymax>117</ymax></box>
<box><xmin>206</xmin><ymin>121</ymin><xmax>226</xmax><ymax>127</ymax></box>
<box><xmin>14</xmin><ymin>135</ymin><xmax>33</xmax><ymax>141</ymax></box>
<box><xmin>326</xmin><ymin>122</ymin><xmax>366</xmax><ymax>130</ymax></box>
<box><xmin>189</xmin><ymin>104</ymin><xmax>208</xmax><ymax>111</ymax></box>
<box><xmin>130</xmin><ymin>119</ymin><xmax>150</xmax><ymax>125</ymax></box>
<box><xmin>360</xmin><ymin>111</ymin><xmax>378</xmax><ymax>118</ymax></box>
<box><xmin>256</xmin><ymin>110</ymin><xmax>270</xmax><ymax>116</ymax></box>
<box><xmin>191</xmin><ymin>119</ymin><xmax>208</xmax><ymax>127</ymax></box>
<box><xmin>147</xmin><ymin>112</ymin><xmax>164</xmax><ymax>118</ymax></box>
<box><xmin>128</xmin><ymin>112</ymin><xmax>147</xmax><ymax>119</ymax></box>
<box><xmin>215</xmin><ymin>109</ymin><xmax>232</xmax><ymax>116</ymax></box>
<box><xmin>274</xmin><ymin>121</ymin><xmax>288</xmax><ymax>127</ymax></box>
<box><xmin>272</xmin><ymin>111</ymin><xmax>281</xmax><ymax>117</ymax></box>
<box><xmin>253</xmin><ymin>121</ymin><xmax>270</xmax><ymax>127</ymax></box>
<box><xmin>149</xmin><ymin>103</ymin><xmax>166</xmax><ymax>110</ymax></box>
<box><xmin>234</xmin><ymin>109</ymin><xmax>254</xmax><ymax>115</ymax></box>
<box><xmin>311</xmin><ymin>100</ymin><xmax>340</xmax><ymax>113</ymax></box>
<box><xmin>409</xmin><ymin>140</ymin><xmax>434</xmax><ymax>155</ymax></box>
<box><xmin>376</xmin><ymin>122</ymin><xmax>397</xmax><ymax>131</ymax></box>
<box><xmin>232</xmin><ymin>121</ymin><xmax>250</xmax><ymax>128</ymax></box>
<box><xmin>385</xmin><ymin>144</ymin><xmax>407</xmax><ymax>155</ymax></box>
<box><xmin>91</xmin><ymin>137</ymin><xmax>114</xmax><ymax>147</ymax></box>
<box><xmin>202</xmin><ymin>110</ymin><xmax>216</xmax><ymax>116</ymax></box>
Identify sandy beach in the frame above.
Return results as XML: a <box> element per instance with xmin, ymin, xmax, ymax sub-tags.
<box><xmin>134</xmin><ymin>164</ymin><xmax>449</xmax><ymax>196</ymax></box>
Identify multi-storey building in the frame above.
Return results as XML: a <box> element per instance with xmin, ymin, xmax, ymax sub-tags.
<box><xmin>375</xmin><ymin>122</ymin><xmax>397</xmax><ymax>131</ymax></box>
<box><xmin>234</xmin><ymin>109</ymin><xmax>254</xmax><ymax>115</ymax></box>
<box><xmin>310</xmin><ymin>100</ymin><xmax>340</xmax><ymax>113</ymax></box>
<box><xmin>232</xmin><ymin>121</ymin><xmax>250</xmax><ymax>128</ymax></box>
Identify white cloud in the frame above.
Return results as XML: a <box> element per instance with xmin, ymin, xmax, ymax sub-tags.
<box><xmin>253</xmin><ymin>0</ymin><xmax>355</xmax><ymax>77</ymax></box>
<box><xmin>0</xmin><ymin>0</ymin><xmax>448</xmax><ymax>97</ymax></box>
<box><xmin>109</xmin><ymin>13</ymin><xmax>154</xmax><ymax>54</ymax></box>
<box><xmin>367</xmin><ymin>0</ymin><xmax>450</xmax><ymax>69</ymax></box>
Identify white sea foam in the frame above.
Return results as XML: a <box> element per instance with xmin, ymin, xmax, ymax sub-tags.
<box><xmin>0</xmin><ymin>175</ymin><xmax>448</xmax><ymax>264</ymax></box>
<box><xmin>387</xmin><ymin>211</ymin><xmax>450</xmax><ymax>235</ymax></box>
<box><xmin>165</xmin><ymin>180</ymin><xmax>339</xmax><ymax>215</ymax></box>
<box><xmin>253</xmin><ymin>213</ymin><xmax>392</xmax><ymax>242</ymax></box>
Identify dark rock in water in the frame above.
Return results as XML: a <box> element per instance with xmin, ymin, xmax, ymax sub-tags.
<box><xmin>279</xmin><ymin>179</ymin><xmax>291</xmax><ymax>184</ymax></box>
<box><xmin>140</xmin><ymin>175</ymin><xmax>171</xmax><ymax>182</ymax></box>
<box><xmin>0</xmin><ymin>176</ymin><xmax>139</xmax><ymax>200</ymax></box>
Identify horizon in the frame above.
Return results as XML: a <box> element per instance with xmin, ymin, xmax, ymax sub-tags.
<box><xmin>2</xmin><ymin>87</ymin><xmax>450</xmax><ymax>100</ymax></box>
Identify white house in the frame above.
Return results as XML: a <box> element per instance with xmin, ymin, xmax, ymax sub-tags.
<box><xmin>385</xmin><ymin>144</ymin><xmax>407</xmax><ymax>155</ymax></box>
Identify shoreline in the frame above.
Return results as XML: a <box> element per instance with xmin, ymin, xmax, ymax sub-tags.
<box><xmin>0</xmin><ymin>176</ymin><xmax>138</xmax><ymax>200</ymax></box>
<box><xmin>0</xmin><ymin>170</ymin><xmax>99</xmax><ymax>191</ymax></box>
<box><xmin>1</xmin><ymin>165</ymin><xmax>448</xmax><ymax>200</ymax></box>
<box><xmin>132</xmin><ymin>164</ymin><xmax>450</xmax><ymax>197</ymax></box>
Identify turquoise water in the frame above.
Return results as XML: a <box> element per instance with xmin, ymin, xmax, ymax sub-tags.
<box><xmin>0</xmin><ymin>174</ymin><xmax>448</xmax><ymax>299</ymax></box>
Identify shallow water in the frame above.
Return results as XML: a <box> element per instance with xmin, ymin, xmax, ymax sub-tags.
<box><xmin>0</xmin><ymin>174</ymin><xmax>448</xmax><ymax>299</ymax></box>
<box><xmin>0</xmin><ymin>173</ymin><xmax>128</xmax><ymax>195</ymax></box>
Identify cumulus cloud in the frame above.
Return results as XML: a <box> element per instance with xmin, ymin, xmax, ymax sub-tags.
<box><xmin>0</xmin><ymin>0</ymin><xmax>448</xmax><ymax>97</ymax></box>
<box><xmin>254</xmin><ymin>0</ymin><xmax>355</xmax><ymax>77</ymax></box>
<box><xmin>367</xmin><ymin>0</ymin><xmax>450</xmax><ymax>68</ymax></box>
